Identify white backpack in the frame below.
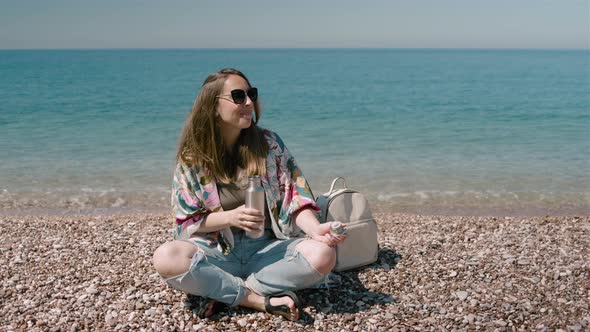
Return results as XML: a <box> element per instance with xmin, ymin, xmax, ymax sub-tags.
<box><xmin>316</xmin><ymin>177</ymin><xmax>379</xmax><ymax>272</ymax></box>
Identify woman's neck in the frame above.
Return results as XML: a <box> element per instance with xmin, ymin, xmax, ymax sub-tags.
<box><xmin>221</xmin><ymin>126</ymin><xmax>241</xmax><ymax>152</ymax></box>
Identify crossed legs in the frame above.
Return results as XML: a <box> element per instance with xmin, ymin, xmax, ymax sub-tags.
<box><xmin>153</xmin><ymin>238</ymin><xmax>336</xmax><ymax>319</ymax></box>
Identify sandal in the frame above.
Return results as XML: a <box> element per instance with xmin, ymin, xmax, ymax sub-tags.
<box><xmin>264</xmin><ymin>291</ymin><xmax>303</xmax><ymax>321</ymax></box>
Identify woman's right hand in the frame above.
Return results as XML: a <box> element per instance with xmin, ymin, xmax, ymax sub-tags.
<box><xmin>227</xmin><ymin>205</ymin><xmax>264</xmax><ymax>232</ymax></box>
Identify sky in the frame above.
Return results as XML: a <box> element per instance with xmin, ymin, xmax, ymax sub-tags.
<box><xmin>0</xmin><ymin>0</ymin><xmax>588</xmax><ymax>49</ymax></box>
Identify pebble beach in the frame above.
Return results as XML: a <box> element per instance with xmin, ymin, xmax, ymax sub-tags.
<box><xmin>1</xmin><ymin>212</ymin><xmax>588</xmax><ymax>331</ymax></box>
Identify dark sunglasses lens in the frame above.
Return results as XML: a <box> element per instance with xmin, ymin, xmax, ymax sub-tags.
<box><xmin>230</xmin><ymin>90</ymin><xmax>246</xmax><ymax>104</ymax></box>
<box><xmin>247</xmin><ymin>88</ymin><xmax>258</xmax><ymax>101</ymax></box>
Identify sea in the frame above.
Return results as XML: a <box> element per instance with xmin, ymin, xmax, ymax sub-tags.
<box><xmin>1</xmin><ymin>49</ymin><xmax>589</xmax><ymax>216</ymax></box>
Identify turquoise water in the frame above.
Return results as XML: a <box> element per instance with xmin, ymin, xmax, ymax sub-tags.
<box><xmin>1</xmin><ymin>49</ymin><xmax>589</xmax><ymax>215</ymax></box>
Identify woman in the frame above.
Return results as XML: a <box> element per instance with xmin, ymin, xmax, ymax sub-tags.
<box><xmin>152</xmin><ymin>68</ymin><xmax>345</xmax><ymax>321</ymax></box>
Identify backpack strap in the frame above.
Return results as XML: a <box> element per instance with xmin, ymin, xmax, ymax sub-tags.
<box><xmin>327</xmin><ymin>177</ymin><xmax>348</xmax><ymax>195</ymax></box>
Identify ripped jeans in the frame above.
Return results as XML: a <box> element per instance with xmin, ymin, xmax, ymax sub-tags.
<box><xmin>164</xmin><ymin>230</ymin><xmax>325</xmax><ymax>307</ymax></box>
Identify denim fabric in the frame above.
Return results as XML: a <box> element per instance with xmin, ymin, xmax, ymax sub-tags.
<box><xmin>165</xmin><ymin>230</ymin><xmax>324</xmax><ymax>307</ymax></box>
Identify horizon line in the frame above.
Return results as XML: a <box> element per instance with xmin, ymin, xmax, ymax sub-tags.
<box><xmin>1</xmin><ymin>46</ymin><xmax>589</xmax><ymax>51</ymax></box>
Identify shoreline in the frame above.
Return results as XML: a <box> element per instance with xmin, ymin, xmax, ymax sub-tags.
<box><xmin>1</xmin><ymin>212</ymin><xmax>588</xmax><ymax>330</ymax></box>
<box><xmin>2</xmin><ymin>187</ymin><xmax>589</xmax><ymax>218</ymax></box>
<box><xmin>1</xmin><ymin>200</ymin><xmax>589</xmax><ymax>218</ymax></box>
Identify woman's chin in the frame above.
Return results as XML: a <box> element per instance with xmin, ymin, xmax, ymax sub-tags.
<box><xmin>239</xmin><ymin>119</ymin><xmax>253</xmax><ymax>128</ymax></box>
<box><xmin>239</xmin><ymin>115</ymin><xmax>253</xmax><ymax>126</ymax></box>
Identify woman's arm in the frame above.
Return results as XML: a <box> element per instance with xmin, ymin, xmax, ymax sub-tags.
<box><xmin>294</xmin><ymin>208</ymin><xmax>346</xmax><ymax>247</ymax></box>
<box><xmin>172</xmin><ymin>163</ymin><xmax>265</xmax><ymax>238</ymax></box>
<box><xmin>266</xmin><ymin>130</ymin><xmax>344</xmax><ymax>246</ymax></box>
<box><xmin>196</xmin><ymin>206</ymin><xmax>264</xmax><ymax>234</ymax></box>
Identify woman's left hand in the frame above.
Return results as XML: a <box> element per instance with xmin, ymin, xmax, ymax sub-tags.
<box><xmin>307</xmin><ymin>222</ymin><xmax>347</xmax><ymax>247</ymax></box>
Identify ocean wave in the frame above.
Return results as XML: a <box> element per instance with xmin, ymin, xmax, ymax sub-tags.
<box><xmin>0</xmin><ymin>189</ymin><xmax>170</xmax><ymax>215</ymax></box>
<box><xmin>372</xmin><ymin>189</ymin><xmax>590</xmax><ymax>216</ymax></box>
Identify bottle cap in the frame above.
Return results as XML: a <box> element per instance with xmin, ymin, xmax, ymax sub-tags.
<box><xmin>330</xmin><ymin>222</ymin><xmax>345</xmax><ymax>236</ymax></box>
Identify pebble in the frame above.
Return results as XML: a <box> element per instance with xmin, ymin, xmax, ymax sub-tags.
<box><xmin>343</xmin><ymin>314</ymin><xmax>355</xmax><ymax>322</ymax></box>
<box><xmin>237</xmin><ymin>318</ymin><xmax>248</xmax><ymax>327</ymax></box>
<box><xmin>86</xmin><ymin>287</ymin><xmax>99</xmax><ymax>295</ymax></box>
<box><xmin>517</xmin><ymin>259</ymin><xmax>530</xmax><ymax>265</ymax></box>
<box><xmin>464</xmin><ymin>314</ymin><xmax>475</xmax><ymax>324</ymax></box>
<box><xmin>105</xmin><ymin>314</ymin><xmax>116</xmax><ymax>327</ymax></box>
<box><xmin>455</xmin><ymin>291</ymin><xmax>469</xmax><ymax>301</ymax></box>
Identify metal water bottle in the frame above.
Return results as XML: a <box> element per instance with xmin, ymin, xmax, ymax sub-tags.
<box><xmin>245</xmin><ymin>175</ymin><xmax>265</xmax><ymax>238</ymax></box>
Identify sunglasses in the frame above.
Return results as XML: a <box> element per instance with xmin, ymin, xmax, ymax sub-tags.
<box><xmin>217</xmin><ymin>87</ymin><xmax>258</xmax><ymax>104</ymax></box>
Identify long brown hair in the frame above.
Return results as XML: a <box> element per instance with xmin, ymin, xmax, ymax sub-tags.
<box><xmin>176</xmin><ymin>68</ymin><xmax>268</xmax><ymax>184</ymax></box>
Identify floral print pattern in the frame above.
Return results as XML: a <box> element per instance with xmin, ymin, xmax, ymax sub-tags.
<box><xmin>171</xmin><ymin>129</ymin><xmax>319</xmax><ymax>252</ymax></box>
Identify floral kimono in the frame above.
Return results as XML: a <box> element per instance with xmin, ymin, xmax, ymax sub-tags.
<box><xmin>171</xmin><ymin>129</ymin><xmax>319</xmax><ymax>254</ymax></box>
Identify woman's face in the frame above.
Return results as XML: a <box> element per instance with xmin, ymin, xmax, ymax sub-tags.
<box><xmin>216</xmin><ymin>75</ymin><xmax>255</xmax><ymax>133</ymax></box>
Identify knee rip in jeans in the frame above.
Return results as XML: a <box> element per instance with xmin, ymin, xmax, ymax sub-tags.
<box><xmin>294</xmin><ymin>250</ymin><xmax>331</xmax><ymax>290</ymax></box>
<box><xmin>164</xmin><ymin>250</ymin><xmax>212</xmax><ymax>296</ymax></box>
<box><xmin>164</xmin><ymin>248</ymin><xmax>207</xmax><ymax>282</ymax></box>
<box><xmin>292</xmin><ymin>249</ymin><xmax>325</xmax><ymax>276</ymax></box>
<box><xmin>188</xmin><ymin>249</ymin><xmax>207</xmax><ymax>271</ymax></box>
